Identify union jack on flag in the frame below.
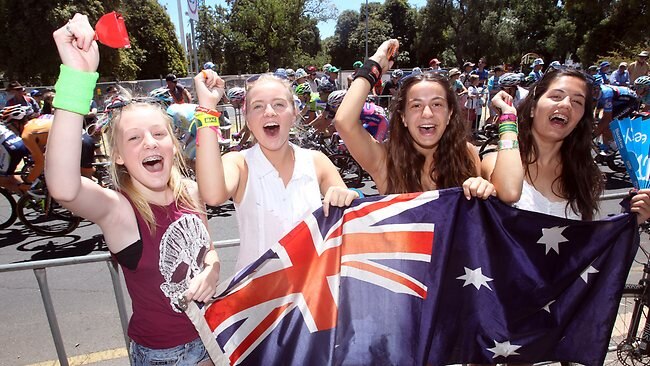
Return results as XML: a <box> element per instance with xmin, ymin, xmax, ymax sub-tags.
<box><xmin>185</xmin><ymin>188</ymin><xmax>639</xmax><ymax>366</ymax></box>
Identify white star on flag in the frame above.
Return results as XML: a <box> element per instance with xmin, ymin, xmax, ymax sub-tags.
<box><xmin>537</xmin><ymin>226</ymin><xmax>569</xmax><ymax>254</ymax></box>
<box><xmin>456</xmin><ymin>267</ymin><xmax>493</xmax><ymax>291</ymax></box>
<box><xmin>487</xmin><ymin>340</ymin><xmax>522</xmax><ymax>358</ymax></box>
<box><xmin>581</xmin><ymin>265</ymin><xmax>599</xmax><ymax>283</ymax></box>
<box><xmin>543</xmin><ymin>300</ymin><xmax>555</xmax><ymax>313</ymax></box>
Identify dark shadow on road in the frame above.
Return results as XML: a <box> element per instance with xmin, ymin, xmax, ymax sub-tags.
<box><xmin>207</xmin><ymin>203</ymin><xmax>235</xmax><ymax>219</ymax></box>
<box><xmin>13</xmin><ymin>234</ymin><xmax>107</xmax><ymax>262</ymax></box>
<box><xmin>604</xmin><ymin>171</ymin><xmax>633</xmax><ymax>190</ymax></box>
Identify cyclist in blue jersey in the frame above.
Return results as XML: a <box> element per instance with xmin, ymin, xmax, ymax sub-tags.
<box><xmin>0</xmin><ymin>118</ymin><xmax>29</xmax><ymax>193</ymax></box>
<box><xmin>635</xmin><ymin>76</ymin><xmax>650</xmax><ymax>112</ymax></box>
<box><xmin>592</xmin><ymin>74</ymin><xmax>639</xmax><ymax>146</ymax></box>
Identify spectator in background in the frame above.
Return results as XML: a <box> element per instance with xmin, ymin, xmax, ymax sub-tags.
<box><xmin>598</xmin><ymin>61</ymin><xmax>611</xmax><ymax>84</ymax></box>
<box><xmin>610</xmin><ymin>62</ymin><xmax>631</xmax><ymax>87</ymax></box>
<box><xmin>460</xmin><ymin>61</ymin><xmax>475</xmax><ymax>88</ymax></box>
<box><xmin>429</xmin><ymin>58</ymin><xmax>441</xmax><ymax>71</ymax></box>
<box><xmin>528</xmin><ymin>58</ymin><xmax>544</xmax><ymax>82</ymax></box>
<box><xmin>306</xmin><ymin>65</ymin><xmax>319</xmax><ymax>93</ymax></box>
<box><xmin>629</xmin><ymin>51</ymin><xmax>649</xmax><ymax>84</ymax></box>
<box><xmin>41</xmin><ymin>91</ymin><xmax>55</xmax><ymax>115</ymax></box>
<box><xmin>322</xmin><ymin>66</ymin><xmax>340</xmax><ymax>90</ymax></box>
<box><xmin>471</xmin><ymin>57</ymin><xmax>489</xmax><ymax>86</ymax></box>
<box><xmin>465</xmin><ymin>74</ymin><xmax>482</xmax><ymax>131</ymax></box>
<box><xmin>347</xmin><ymin>61</ymin><xmax>363</xmax><ymax>87</ymax></box>
<box><xmin>487</xmin><ymin>65</ymin><xmax>505</xmax><ymax>118</ymax></box>
<box><xmin>449</xmin><ymin>68</ymin><xmax>468</xmax><ymax>110</ymax></box>
<box><xmin>286</xmin><ymin>68</ymin><xmax>295</xmax><ymax>83</ymax></box>
<box><xmin>547</xmin><ymin>61</ymin><xmax>562</xmax><ymax>72</ymax></box>
<box><xmin>5</xmin><ymin>81</ymin><xmax>40</xmax><ymax>117</ymax></box>
<box><xmin>165</xmin><ymin>73</ymin><xmax>192</xmax><ymax>104</ymax></box>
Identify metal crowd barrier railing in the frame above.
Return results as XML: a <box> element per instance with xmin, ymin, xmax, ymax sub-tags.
<box><xmin>0</xmin><ymin>192</ymin><xmax>632</xmax><ymax>365</ymax></box>
<box><xmin>0</xmin><ymin>238</ymin><xmax>240</xmax><ymax>366</ymax></box>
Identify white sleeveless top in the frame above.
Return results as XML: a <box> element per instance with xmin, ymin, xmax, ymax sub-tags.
<box><xmin>514</xmin><ymin>180</ymin><xmax>582</xmax><ymax>220</ymax></box>
<box><xmin>234</xmin><ymin>143</ymin><xmax>322</xmax><ymax>270</ymax></box>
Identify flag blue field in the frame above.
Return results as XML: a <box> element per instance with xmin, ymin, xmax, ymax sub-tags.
<box><xmin>189</xmin><ymin>188</ymin><xmax>638</xmax><ymax>366</ymax></box>
<box><xmin>611</xmin><ymin>115</ymin><xmax>650</xmax><ymax>188</ymax></box>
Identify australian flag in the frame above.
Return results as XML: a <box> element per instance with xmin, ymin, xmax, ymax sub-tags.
<box><xmin>185</xmin><ymin>188</ymin><xmax>638</xmax><ymax>366</ymax></box>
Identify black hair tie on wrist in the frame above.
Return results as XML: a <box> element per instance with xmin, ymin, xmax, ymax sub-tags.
<box><xmin>353</xmin><ymin>60</ymin><xmax>383</xmax><ymax>87</ymax></box>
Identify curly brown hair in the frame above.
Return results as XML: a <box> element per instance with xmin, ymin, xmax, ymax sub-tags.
<box><xmin>384</xmin><ymin>73</ymin><xmax>476</xmax><ymax>194</ymax></box>
<box><xmin>516</xmin><ymin>68</ymin><xmax>603</xmax><ymax>220</ymax></box>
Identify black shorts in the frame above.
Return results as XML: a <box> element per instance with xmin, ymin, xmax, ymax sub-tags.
<box><xmin>80</xmin><ymin>133</ymin><xmax>95</xmax><ymax>169</ymax></box>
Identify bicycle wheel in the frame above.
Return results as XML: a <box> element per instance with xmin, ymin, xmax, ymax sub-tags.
<box><xmin>608</xmin><ymin>284</ymin><xmax>649</xmax><ymax>365</ymax></box>
<box><xmin>328</xmin><ymin>153</ymin><xmax>363</xmax><ymax>188</ymax></box>
<box><xmin>0</xmin><ymin>188</ymin><xmax>17</xmax><ymax>229</ymax></box>
<box><xmin>17</xmin><ymin>194</ymin><xmax>81</xmax><ymax>236</ymax></box>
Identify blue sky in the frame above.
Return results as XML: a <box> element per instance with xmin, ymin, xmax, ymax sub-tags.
<box><xmin>158</xmin><ymin>0</ymin><xmax>427</xmax><ymax>40</ymax></box>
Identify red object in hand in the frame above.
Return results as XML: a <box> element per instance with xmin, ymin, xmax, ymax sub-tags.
<box><xmin>94</xmin><ymin>12</ymin><xmax>130</xmax><ymax>49</ymax></box>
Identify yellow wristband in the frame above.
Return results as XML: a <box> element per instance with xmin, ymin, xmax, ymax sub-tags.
<box><xmin>194</xmin><ymin>111</ymin><xmax>220</xmax><ymax>129</ymax></box>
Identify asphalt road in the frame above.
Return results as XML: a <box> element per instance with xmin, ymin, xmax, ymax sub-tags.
<box><xmin>0</xmin><ymin>170</ymin><xmax>646</xmax><ymax>366</ymax></box>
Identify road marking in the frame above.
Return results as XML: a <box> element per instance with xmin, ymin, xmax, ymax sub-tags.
<box><xmin>26</xmin><ymin>347</ymin><xmax>128</xmax><ymax>366</ymax></box>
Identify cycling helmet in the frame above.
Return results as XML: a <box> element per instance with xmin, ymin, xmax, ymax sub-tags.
<box><xmin>29</xmin><ymin>89</ymin><xmax>40</xmax><ymax>97</ymax></box>
<box><xmin>286</xmin><ymin>68</ymin><xmax>295</xmax><ymax>77</ymax></box>
<box><xmin>226</xmin><ymin>87</ymin><xmax>246</xmax><ymax>104</ymax></box>
<box><xmin>306</xmin><ymin>65</ymin><xmax>317</xmax><ymax>74</ymax></box>
<box><xmin>353</xmin><ymin>61</ymin><xmax>363</xmax><ymax>69</ymax></box>
<box><xmin>294</xmin><ymin>82</ymin><xmax>312</xmax><ymax>95</ymax></box>
<box><xmin>274</xmin><ymin>68</ymin><xmax>287</xmax><ymax>79</ymax></box>
<box><xmin>327</xmin><ymin>90</ymin><xmax>347</xmax><ymax>110</ymax></box>
<box><xmin>149</xmin><ymin>87</ymin><xmax>173</xmax><ymax>103</ymax></box>
<box><xmin>317</xmin><ymin>80</ymin><xmax>336</xmax><ymax>93</ymax></box>
<box><xmin>499</xmin><ymin>73</ymin><xmax>522</xmax><ymax>87</ymax></box>
<box><xmin>203</xmin><ymin>61</ymin><xmax>216</xmax><ymax>70</ymax></box>
<box><xmin>391</xmin><ymin>69</ymin><xmax>404</xmax><ymax>78</ymax></box>
<box><xmin>1</xmin><ymin>105</ymin><xmax>32</xmax><ymax>123</ymax></box>
<box><xmin>294</xmin><ymin>68</ymin><xmax>307</xmax><ymax>79</ymax></box>
<box><xmin>322</xmin><ymin>63</ymin><xmax>332</xmax><ymax>72</ymax></box>
<box><xmin>635</xmin><ymin>75</ymin><xmax>650</xmax><ymax>87</ymax></box>
<box><xmin>411</xmin><ymin>67</ymin><xmax>422</xmax><ymax>75</ymax></box>
<box><xmin>591</xmin><ymin>74</ymin><xmax>604</xmax><ymax>87</ymax></box>
<box><xmin>548</xmin><ymin>61</ymin><xmax>561</xmax><ymax>70</ymax></box>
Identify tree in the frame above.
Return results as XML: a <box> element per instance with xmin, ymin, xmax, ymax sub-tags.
<box><xmin>121</xmin><ymin>0</ymin><xmax>187</xmax><ymax>79</ymax></box>
<box><xmin>329</xmin><ymin>10</ymin><xmax>360</xmax><ymax>68</ymax></box>
<box><xmin>382</xmin><ymin>0</ymin><xmax>417</xmax><ymax>66</ymax></box>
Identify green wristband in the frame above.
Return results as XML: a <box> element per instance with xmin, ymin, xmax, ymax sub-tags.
<box><xmin>52</xmin><ymin>64</ymin><xmax>99</xmax><ymax>115</ymax></box>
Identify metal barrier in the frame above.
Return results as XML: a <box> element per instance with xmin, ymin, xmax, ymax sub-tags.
<box><xmin>0</xmin><ymin>238</ymin><xmax>240</xmax><ymax>366</ymax></box>
<box><xmin>0</xmin><ymin>192</ymin><xmax>632</xmax><ymax>365</ymax></box>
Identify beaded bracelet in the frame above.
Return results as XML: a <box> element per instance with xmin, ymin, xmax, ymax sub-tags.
<box><xmin>353</xmin><ymin>60</ymin><xmax>382</xmax><ymax>87</ymax></box>
<box><xmin>498</xmin><ymin>139</ymin><xmax>519</xmax><ymax>151</ymax></box>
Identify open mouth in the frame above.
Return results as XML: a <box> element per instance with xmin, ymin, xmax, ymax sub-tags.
<box><xmin>263</xmin><ymin>122</ymin><xmax>280</xmax><ymax>137</ymax></box>
<box><xmin>142</xmin><ymin>155</ymin><xmax>164</xmax><ymax>173</ymax></box>
<box><xmin>418</xmin><ymin>124</ymin><xmax>437</xmax><ymax>135</ymax></box>
<box><xmin>549</xmin><ymin>113</ymin><xmax>568</xmax><ymax>126</ymax></box>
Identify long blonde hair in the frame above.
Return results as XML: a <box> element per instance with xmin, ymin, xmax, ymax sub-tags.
<box><xmin>105</xmin><ymin>101</ymin><xmax>200</xmax><ymax>233</ymax></box>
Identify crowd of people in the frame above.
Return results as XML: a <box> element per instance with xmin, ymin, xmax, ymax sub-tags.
<box><xmin>1</xmin><ymin>12</ymin><xmax>650</xmax><ymax>365</ymax></box>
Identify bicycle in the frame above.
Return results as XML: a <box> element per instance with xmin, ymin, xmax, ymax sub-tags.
<box><xmin>15</xmin><ymin>175</ymin><xmax>82</xmax><ymax>236</ymax></box>
<box><xmin>0</xmin><ymin>187</ymin><xmax>17</xmax><ymax>229</ymax></box>
<box><xmin>609</xmin><ymin>222</ymin><xmax>650</xmax><ymax>365</ymax></box>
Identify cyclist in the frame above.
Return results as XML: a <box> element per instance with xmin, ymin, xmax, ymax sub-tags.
<box><xmin>329</xmin><ymin>90</ymin><xmax>389</xmax><ymax>143</ymax></box>
<box><xmin>0</xmin><ymin>112</ymin><xmax>29</xmax><ymax>194</ymax></box>
<box><xmin>165</xmin><ymin>73</ymin><xmax>192</xmax><ymax>104</ymax></box>
<box><xmin>379</xmin><ymin>69</ymin><xmax>402</xmax><ymax>108</ymax></box>
<box><xmin>302</xmin><ymin>80</ymin><xmax>333</xmax><ymax>125</ymax></box>
<box><xmin>592</xmin><ymin>74</ymin><xmax>639</xmax><ymax>147</ymax></box>
<box><xmin>635</xmin><ymin>76</ymin><xmax>650</xmax><ymax>112</ymax></box>
<box><xmin>226</xmin><ymin>87</ymin><xmax>252</xmax><ymax>149</ymax></box>
<box><xmin>1</xmin><ymin>105</ymin><xmax>95</xmax><ymax>185</ymax></box>
<box><xmin>498</xmin><ymin>72</ymin><xmax>529</xmax><ymax>109</ymax></box>
<box><xmin>203</xmin><ymin>61</ymin><xmax>215</xmax><ymax>70</ymax></box>
<box><xmin>294</xmin><ymin>82</ymin><xmax>312</xmax><ymax>117</ymax></box>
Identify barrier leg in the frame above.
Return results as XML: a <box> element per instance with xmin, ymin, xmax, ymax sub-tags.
<box><xmin>107</xmin><ymin>259</ymin><xmax>131</xmax><ymax>352</ymax></box>
<box><xmin>33</xmin><ymin>268</ymin><xmax>69</xmax><ymax>366</ymax></box>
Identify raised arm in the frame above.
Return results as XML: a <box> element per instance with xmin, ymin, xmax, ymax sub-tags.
<box><xmin>46</xmin><ymin>14</ymin><xmax>123</xmax><ymax>225</ymax></box>
<box><xmin>480</xmin><ymin>91</ymin><xmax>524</xmax><ymax>204</ymax></box>
<box><xmin>193</xmin><ymin>70</ymin><xmax>240</xmax><ymax>206</ymax></box>
<box><xmin>333</xmin><ymin>39</ymin><xmax>398</xmax><ymax>180</ymax></box>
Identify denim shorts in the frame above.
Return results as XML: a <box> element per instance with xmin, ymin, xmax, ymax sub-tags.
<box><xmin>130</xmin><ymin>337</ymin><xmax>212</xmax><ymax>365</ymax></box>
